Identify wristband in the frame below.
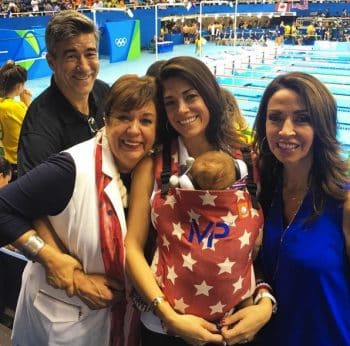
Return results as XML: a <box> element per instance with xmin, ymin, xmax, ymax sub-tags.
<box><xmin>254</xmin><ymin>282</ymin><xmax>273</xmax><ymax>296</ymax></box>
<box><xmin>131</xmin><ymin>291</ymin><xmax>166</xmax><ymax>312</ymax></box>
<box><xmin>21</xmin><ymin>234</ymin><xmax>45</xmax><ymax>260</ymax></box>
<box><xmin>151</xmin><ymin>296</ymin><xmax>166</xmax><ymax>310</ymax></box>
<box><xmin>254</xmin><ymin>291</ymin><xmax>277</xmax><ymax>314</ymax></box>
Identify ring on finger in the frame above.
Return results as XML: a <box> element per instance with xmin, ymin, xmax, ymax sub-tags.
<box><xmin>239</xmin><ymin>339</ymin><xmax>249</xmax><ymax>344</ymax></box>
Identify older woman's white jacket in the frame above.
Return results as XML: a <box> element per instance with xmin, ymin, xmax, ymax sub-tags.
<box><xmin>12</xmin><ymin>133</ymin><xmax>130</xmax><ymax>346</ymax></box>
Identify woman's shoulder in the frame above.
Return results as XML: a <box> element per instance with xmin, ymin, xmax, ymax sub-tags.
<box><xmin>131</xmin><ymin>156</ymin><xmax>155</xmax><ymax>195</ymax></box>
<box><xmin>133</xmin><ymin>155</ymin><xmax>155</xmax><ymax>177</ymax></box>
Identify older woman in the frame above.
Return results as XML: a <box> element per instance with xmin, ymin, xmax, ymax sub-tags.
<box><xmin>0</xmin><ymin>74</ymin><xmax>158</xmax><ymax>346</ymax></box>
<box><xmin>253</xmin><ymin>72</ymin><xmax>350</xmax><ymax>345</ymax></box>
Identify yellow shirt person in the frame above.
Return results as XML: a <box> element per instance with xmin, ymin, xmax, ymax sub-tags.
<box><xmin>306</xmin><ymin>23</ymin><xmax>316</xmax><ymax>37</ymax></box>
<box><xmin>0</xmin><ymin>97</ymin><xmax>27</xmax><ymax>164</ymax></box>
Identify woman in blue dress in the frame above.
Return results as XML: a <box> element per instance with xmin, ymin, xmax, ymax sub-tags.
<box><xmin>253</xmin><ymin>71</ymin><xmax>350</xmax><ymax>345</ymax></box>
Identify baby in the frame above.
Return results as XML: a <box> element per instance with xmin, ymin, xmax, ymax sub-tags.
<box><xmin>162</xmin><ymin>150</ymin><xmax>261</xmax><ymax>319</ymax></box>
<box><xmin>170</xmin><ymin>150</ymin><xmax>246</xmax><ymax>190</ymax></box>
<box><xmin>190</xmin><ymin>150</ymin><xmax>237</xmax><ymax>190</ymax></box>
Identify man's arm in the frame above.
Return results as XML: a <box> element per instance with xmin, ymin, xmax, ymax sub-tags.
<box><xmin>33</xmin><ymin>217</ymin><xmax>82</xmax><ymax>295</ymax></box>
<box><xmin>0</xmin><ymin>152</ymin><xmax>75</xmax><ymax>247</ymax></box>
<box><xmin>0</xmin><ymin>153</ymin><xmax>83</xmax><ymax>295</ymax></box>
<box><xmin>34</xmin><ymin>218</ymin><xmax>123</xmax><ymax>308</ymax></box>
<box><xmin>12</xmin><ymin>229</ymin><xmax>82</xmax><ymax>295</ymax></box>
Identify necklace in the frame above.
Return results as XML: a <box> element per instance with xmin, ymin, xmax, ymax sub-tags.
<box><xmin>270</xmin><ymin>188</ymin><xmax>309</xmax><ymax>282</ymax></box>
<box><xmin>283</xmin><ymin>185</ymin><xmax>309</xmax><ymax>226</ymax></box>
<box><xmin>282</xmin><ymin>197</ymin><xmax>304</xmax><ymax>234</ymax></box>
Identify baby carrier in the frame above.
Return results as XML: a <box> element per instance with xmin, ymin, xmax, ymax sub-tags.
<box><xmin>150</xmin><ymin>140</ymin><xmax>264</xmax><ymax>322</ymax></box>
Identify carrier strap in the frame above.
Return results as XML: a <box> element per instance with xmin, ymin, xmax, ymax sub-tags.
<box><xmin>241</xmin><ymin>146</ymin><xmax>259</xmax><ymax>209</ymax></box>
<box><xmin>161</xmin><ymin>140</ymin><xmax>172</xmax><ymax>196</ymax></box>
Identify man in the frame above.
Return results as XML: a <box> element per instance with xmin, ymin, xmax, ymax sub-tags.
<box><xmin>6</xmin><ymin>10</ymin><xmax>109</xmax><ymax>326</ymax></box>
<box><xmin>17</xmin><ymin>9</ymin><xmax>109</xmax><ymax>175</ymax></box>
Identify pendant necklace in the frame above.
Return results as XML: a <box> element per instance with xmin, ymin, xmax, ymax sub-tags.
<box><xmin>271</xmin><ymin>187</ymin><xmax>308</xmax><ymax>282</ymax></box>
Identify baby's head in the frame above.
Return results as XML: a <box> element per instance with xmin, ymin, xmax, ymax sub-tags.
<box><xmin>189</xmin><ymin>151</ymin><xmax>236</xmax><ymax>190</ymax></box>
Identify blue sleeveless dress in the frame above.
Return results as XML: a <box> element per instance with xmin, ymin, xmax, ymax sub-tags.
<box><xmin>259</xmin><ymin>188</ymin><xmax>350</xmax><ymax>346</ymax></box>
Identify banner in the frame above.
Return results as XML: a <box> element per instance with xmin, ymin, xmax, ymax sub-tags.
<box><xmin>275</xmin><ymin>3</ymin><xmax>291</xmax><ymax>12</ymax></box>
<box><xmin>0</xmin><ymin>28</ymin><xmax>46</xmax><ymax>64</ymax></box>
<box><xmin>0</xmin><ymin>28</ymin><xmax>51</xmax><ymax>80</ymax></box>
<box><xmin>104</xmin><ymin>20</ymin><xmax>141</xmax><ymax>63</ymax></box>
<box><xmin>293</xmin><ymin>0</ymin><xmax>309</xmax><ymax>10</ymax></box>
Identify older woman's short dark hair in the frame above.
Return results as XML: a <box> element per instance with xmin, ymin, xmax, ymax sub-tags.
<box><xmin>104</xmin><ymin>74</ymin><xmax>160</xmax><ymax>144</ymax></box>
<box><xmin>104</xmin><ymin>74</ymin><xmax>157</xmax><ymax>117</ymax></box>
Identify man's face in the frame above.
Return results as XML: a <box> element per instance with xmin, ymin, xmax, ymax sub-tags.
<box><xmin>47</xmin><ymin>33</ymin><xmax>99</xmax><ymax>103</ymax></box>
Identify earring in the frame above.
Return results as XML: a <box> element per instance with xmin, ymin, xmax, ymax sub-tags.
<box><xmin>165</xmin><ymin>121</ymin><xmax>171</xmax><ymax>133</ymax></box>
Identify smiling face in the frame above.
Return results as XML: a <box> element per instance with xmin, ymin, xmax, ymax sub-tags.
<box><xmin>162</xmin><ymin>77</ymin><xmax>210</xmax><ymax>143</ymax></box>
<box><xmin>47</xmin><ymin>33</ymin><xmax>99</xmax><ymax>104</ymax></box>
<box><xmin>266</xmin><ymin>88</ymin><xmax>314</xmax><ymax>170</ymax></box>
<box><xmin>105</xmin><ymin>101</ymin><xmax>157</xmax><ymax>173</ymax></box>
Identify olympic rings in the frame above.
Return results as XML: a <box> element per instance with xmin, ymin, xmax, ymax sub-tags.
<box><xmin>115</xmin><ymin>37</ymin><xmax>127</xmax><ymax>47</ymax></box>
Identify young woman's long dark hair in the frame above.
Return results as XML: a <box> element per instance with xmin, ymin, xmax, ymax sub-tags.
<box><xmin>156</xmin><ymin>56</ymin><xmax>242</xmax><ymax>153</ymax></box>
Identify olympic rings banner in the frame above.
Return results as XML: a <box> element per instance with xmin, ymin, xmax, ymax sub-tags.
<box><xmin>104</xmin><ymin>19</ymin><xmax>141</xmax><ymax>63</ymax></box>
<box><xmin>0</xmin><ymin>28</ymin><xmax>51</xmax><ymax>79</ymax></box>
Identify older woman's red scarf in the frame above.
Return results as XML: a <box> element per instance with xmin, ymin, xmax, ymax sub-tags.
<box><xmin>95</xmin><ymin>143</ymin><xmax>126</xmax><ymax>346</ymax></box>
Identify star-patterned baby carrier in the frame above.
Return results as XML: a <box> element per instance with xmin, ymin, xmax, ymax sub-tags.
<box><xmin>151</xmin><ymin>140</ymin><xmax>264</xmax><ymax>322</ymax></box>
